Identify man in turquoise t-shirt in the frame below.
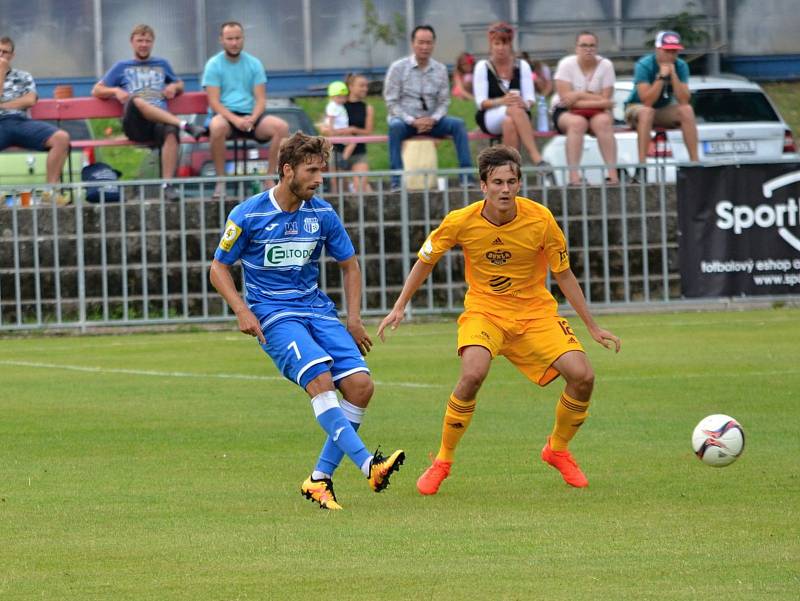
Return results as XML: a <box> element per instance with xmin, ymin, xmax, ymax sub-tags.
<box><xmin>202</xmin><ymin>21</ymin><xmax>288</xmax><ymax>198</ymax></box>
<box><xmin>624</xmin><ymin>30</ymin><xmax>699</xmax><ymax>165</ymax></box>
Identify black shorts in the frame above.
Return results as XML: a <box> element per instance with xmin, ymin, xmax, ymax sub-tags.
<box><xmin>122</xmin><ymin>99</ymin><xmax>179</xmax><ymax>147</ymax></box>
<box><xmin>227</xmin><ymin>112</ymin><xmax>269</xmax><ymax>141</ymax></box>
<box><xmin>552</xmin><ymin>106</ymin><xmax>568</xmax><ymax>135</ymax></box>
<box><xmin>474</xmin><ymin>109</ymin><xmax>490</xmax><ymax>135</ymax></box>
<box><xmin>333</xmin><ymin>149</ymin><xmax>367</xmax><ymax>171</ymax></box>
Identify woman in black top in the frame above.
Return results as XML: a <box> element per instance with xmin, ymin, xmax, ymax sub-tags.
<box><xmin>337</xmin><ymin>73</ymin><xmax>374</xmax><ymax>193</ymax></box>
<box><xmin>473</xmin><ymin>22</ymin><xmax>546</xmax><ymax>166</ymax></box>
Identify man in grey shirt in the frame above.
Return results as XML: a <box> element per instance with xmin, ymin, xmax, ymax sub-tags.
<box><xmin>383</xmin><ymin>25</ymin><xmax>473</xmax><ymax>189</ymax></box>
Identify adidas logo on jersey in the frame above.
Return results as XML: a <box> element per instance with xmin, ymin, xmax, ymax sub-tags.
<box><xmin>492</xmin><ymin>237</ymin><xmax>504</xmax><ymax>245</ymax></box>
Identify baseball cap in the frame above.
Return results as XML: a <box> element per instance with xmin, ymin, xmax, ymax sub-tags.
<box><xmin>327</xmin><ymin>81</ymin><xmax>348</xmax><ymax>97</ymax></box>
<box><xmin>655</xmin><ymin>30</ymin><xmax>684</xmax><ymax>50</ymax></box>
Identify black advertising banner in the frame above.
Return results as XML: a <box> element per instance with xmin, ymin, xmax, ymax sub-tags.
<box><xmin>677</xmin><ymin>164</ymin><xmax>800</xmax><ymax>297</ymax></box>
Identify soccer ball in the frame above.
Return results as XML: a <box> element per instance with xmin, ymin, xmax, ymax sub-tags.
<box><xmin>691</xmin><ymin>414</ymin><xmax>745</xmax><ymax>467</ymax></box>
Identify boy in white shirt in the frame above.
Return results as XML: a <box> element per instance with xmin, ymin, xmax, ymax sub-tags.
<box><xmin>325</xmin><ymin>81</ymin><xmax>356</xmax><ymax>164</ymax></box>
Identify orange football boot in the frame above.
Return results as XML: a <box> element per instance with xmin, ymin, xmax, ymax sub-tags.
<box><xmin>416</xmin><ymin>457</ymin><xmax>452</xmax><ymax>495</ymax></box>
<box><xmin>541</xmin><ymin>437</ymin><xmax>589</xmax><ymax>488</ymax></box>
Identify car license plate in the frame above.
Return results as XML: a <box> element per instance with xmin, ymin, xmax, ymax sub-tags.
<box><xmin>703</xmin><ymin>140</ymin><xmax>756</xmax><ymax>155</ymax></box>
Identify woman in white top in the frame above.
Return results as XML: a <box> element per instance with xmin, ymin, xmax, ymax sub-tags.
<box><xmin>473</xmin><ymin>22</ymin><xmax>545</xmax><ymax>165</ymax></box>
<box><xmin>552</xmin><ymin>31</ymin><xmax>618</xmax><ymax>185</ymax></box>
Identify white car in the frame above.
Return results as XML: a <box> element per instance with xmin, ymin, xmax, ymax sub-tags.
<box><xmin>541</xmin><ymin>76</ymin><xmax>798</xmax><ymax>184</ymax></box>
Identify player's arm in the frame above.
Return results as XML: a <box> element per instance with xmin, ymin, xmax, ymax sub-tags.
<box><xmin>339</xmin><ymin>255</ymin><xmax>371</xmax><ymax>355</ymax></box>
<box><xmin>552</xmin><ymin>268</ymin><xmax>621</xmax><ymax>352</ymax></box>
<box><xmin>377</xmin><ymin>259</ymin><xmax>436</xmax><ymax>340</ymax></box>
<box><xmin>209</xmin><ymin>259</ymin><xmax>265</xmax><ymax>344</ymax></box>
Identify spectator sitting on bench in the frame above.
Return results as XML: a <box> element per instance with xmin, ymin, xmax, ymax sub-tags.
<box><xmin>383</xmin><ymin>25</ymin><xmax>473</xmax><ymax>190</ymax></box>
<box><xmin>473</xmin><ymin>22</ymin><xmax>546</xmax><ymax>167</ymax></box>
<box><xmin>451</xmin><ymin>52</ymin><xmax>475</xmax><ymax>101</ymax></box>
<box><xmin>551</xmin><ymin>31</ymin><xmax>618</xmax><ymax>185</ymax></box>
<box><xmin>520</xmin><ymin>51</ymin><xmax>553</xmax><ymax>98</ymax></box>
<box><xmin>342</xmin><ymin>73</ymin><xmax>374</xmax><ymax>193</ymax></box>
<box><xmin>0</xmin><ymin>35</ymin><xmax>71</xmax><ymax>205</ymax></box>
<box><xmin>319</xmin><ymin>80</ymin><xmax>356</xmax><ymax>194</ymax></box>
<box><xmin>624</xmin><ymin>30</ymin><xmax>699</xmax><ymax>172</ymax></box>
<box><xmin>92</xmin><ymin>24</ymin><xmax>205</xmax><ymax>201</ymax></box>
<box><xmin>202</xmin><ymin>21</ymin><xmax>289</xmax><ymax>200</ymax></box>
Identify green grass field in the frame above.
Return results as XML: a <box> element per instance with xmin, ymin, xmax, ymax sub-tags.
<box><xmin>1</xmin><ymin>308</ymin><xmax>799</xmax><ymax>600</ymax></box>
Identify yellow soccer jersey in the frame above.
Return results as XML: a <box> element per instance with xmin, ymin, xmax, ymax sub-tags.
<box><xmin>418</xmin><ymin>196</ymin><xmax>569</xmax><ymax>320</ymax></box>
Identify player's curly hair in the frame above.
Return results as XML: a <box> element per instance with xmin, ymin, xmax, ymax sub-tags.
<box><xmin>477</xmin><ymin>145</ymin><xmax>522</xmax><ymax>182</ymax></box>
<box><xmin>277</xmin><ymin>132</ymin><xmax>331</xmax><ymax>180</ymax></box>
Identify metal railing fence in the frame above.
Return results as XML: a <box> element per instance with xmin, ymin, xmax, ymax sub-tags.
<box><xmin>0</xmin><ymin>164</ymin><xmax>694</xmax><ymax>332</ymax></box>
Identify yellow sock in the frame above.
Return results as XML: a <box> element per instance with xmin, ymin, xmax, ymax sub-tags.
<box><xmin>550</xmin><ymin>391</ymin><xmax>590</xmax><ymax>451</ymax></box>
<box><xmin>436</xmin><ymin>394</ymin><xmax>476</xmax><ymax>462</ymax></box>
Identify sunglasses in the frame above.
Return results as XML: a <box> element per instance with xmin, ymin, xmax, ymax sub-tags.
<box><xmin>489</xmin><ymin>25</ymin><xmax>513</xmax><ymax>34</ymax></box>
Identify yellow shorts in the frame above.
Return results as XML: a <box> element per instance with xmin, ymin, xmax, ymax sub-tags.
<box><xmin>457</xmin><ymin>311</ymin><xmax>585</xmax><ymax>386</ymax></box>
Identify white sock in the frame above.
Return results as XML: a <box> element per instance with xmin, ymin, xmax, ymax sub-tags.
<box><xmin>310</xmin><ymin>391</ymin><xmax>340</xmax><ymax>417</ymax></box>
<box><xmin>311</xmin><ymin>470</ymin><xmax>331</xmax><ymax>481</ymax></box>
<box><xmin>339</xmin><ymin>398</ymin><xmax>365</xmax><ymax>425</ymax></box>
<box><xmin>360</xmin><ymin>455</ymin><xmax>373</xmax><ymax>477</ymax></box>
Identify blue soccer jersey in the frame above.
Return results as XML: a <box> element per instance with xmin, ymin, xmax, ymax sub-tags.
<box><xmin>214</xmin><ymin>188</ymin><xmax>355</xmax><ymax>325</ymax></box>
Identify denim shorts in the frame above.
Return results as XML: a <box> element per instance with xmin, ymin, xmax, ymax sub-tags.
<box><xmin>0</xmin><ymin>116</ymin><xmax>58</xmax><ymax>151</ymax></box>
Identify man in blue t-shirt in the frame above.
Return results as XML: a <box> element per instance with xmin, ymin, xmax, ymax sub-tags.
<box><xmin>92</xmin><ymin>24</ymin><xmax>205</xmax><ymax>200</ymax></box>
<box><xmin>624</xmin><ymin>30</ymin><xmax>699</xmax><ymax>166</ymax></box>
<box><xmin>202</xmin><ymin>21</ymin><xmax>289</xmax><ymax>199</ymax></box>
<box><xmin>209</xmin><ymin>131</ymin><xmax>404</xmax><ymax>510</ymax></box>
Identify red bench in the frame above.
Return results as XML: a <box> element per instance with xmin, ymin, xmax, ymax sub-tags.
<box><xmin>325</xmin><ymin>129</ymin><xmax>558</xmax><ymax>146</ymax></box>
<box><xmin>29</xmin><ymin>91</ymin><xmax>210</xmax><ymax>149</ymax></box>
<box><xmin>26</xmin><ymin>92</ymin><xmax>209</xmax><ymax>181</ymax></box>
<box><xmin>25</xmin><ymin>93</ymin><xmax>564</xmax><ymax>183</ymax></box>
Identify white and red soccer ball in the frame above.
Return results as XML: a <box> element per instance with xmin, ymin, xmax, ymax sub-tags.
<box><xmin>691</xmin><ymin>414</ymin><xmax>745</xmax><ymax>467</ymax></box>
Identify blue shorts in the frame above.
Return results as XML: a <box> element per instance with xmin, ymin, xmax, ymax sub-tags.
<box><xmin>0</xmin><ymin>116</ymin><xmax>59</xmax><ymax>151</ymax></box>
<box><xmin>260</xmin><ymin>315</ymin><xmax>369</xmax><ymax>390</ymax></box>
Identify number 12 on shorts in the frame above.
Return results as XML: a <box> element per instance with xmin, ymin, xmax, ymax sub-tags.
<box><xmin>558</xmin><ymin>320</ymin><xmax>575</xmax><ymax>336</ymax></box>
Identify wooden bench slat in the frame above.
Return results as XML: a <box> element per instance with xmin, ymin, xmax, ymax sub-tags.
<box><xmin>25</xmin><ymin>92</ymin><xmax>573</xmax><ymax>160</ymax></box>
<box><xmin>29</xmin><ymin>91</ymin><xmax>208</xmax><ymax>120</ymax></box>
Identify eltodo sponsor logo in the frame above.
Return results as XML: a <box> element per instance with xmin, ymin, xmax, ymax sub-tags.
<box><xmin>714</xmin><ymin>171</ymin><xmax>800</xmax><ymax>251</ymax></box>
<box><xmin>264</xmin><ymin>241</ymin><xmax>317</xmax><ymax>266</ymax></box>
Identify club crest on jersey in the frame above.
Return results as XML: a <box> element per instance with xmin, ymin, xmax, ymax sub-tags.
<box><xmin>486</xmin><ymin>249</ymin><xmax>512</xmax><ymax>265</ymax></box>
<box><xmin>285</xmin><ymin>221</ymin><xmax>298</xmax><ymax>235</ymax></box>
<box><xmin>303</xmin><ymin>217</ymin><xmax>320</xmax><ymax>234</ymax></box>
